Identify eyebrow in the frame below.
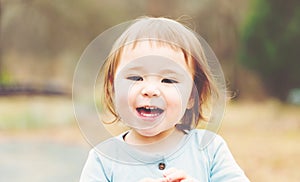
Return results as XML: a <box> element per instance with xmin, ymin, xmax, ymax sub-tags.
<box><xmin>125</xmin><ymin>66</ymin><xmax>145</xmax><ymax>72</ymax></box>
<box><xmin>159</xmin><ymin>69</ymin><xmax>186</xmax><ymax>77</ymax></box>
<box><xmin>126</xmin><ymin>67</ymin><xmax>181</xmax><ymax>73</ymax></box>
<box><xmin>123</xmin><ymin>66</ymin><xmax>187</xmax><ymax>78</ymax></box>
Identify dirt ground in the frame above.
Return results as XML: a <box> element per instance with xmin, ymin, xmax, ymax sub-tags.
<box><xmin>220</xmin><ymin>100</ymin><xmax>300</xmax><ymax>182</ymax></box>
<box><xmin>0</xmin><ymin>99</ymin><xmax>299</xmax><ymax>181</ymax></box>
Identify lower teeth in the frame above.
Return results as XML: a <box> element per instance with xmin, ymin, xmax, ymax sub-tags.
<box><xmin>140</xmin><ymin>112</ymin><xmax>160</xmax><ymax>117</ymax></box>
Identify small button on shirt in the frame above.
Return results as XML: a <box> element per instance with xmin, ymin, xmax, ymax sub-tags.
<box><xmin>158</xmin><ymin>162</ymin><xmax>166</xmax><ymax>170</ymax></box>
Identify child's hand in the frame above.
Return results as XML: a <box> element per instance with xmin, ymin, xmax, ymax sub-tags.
<box><xmin>163</xmin><ymin>168</ymin><xmax>200</xmax><ymax>182</ymax></box>
<box><xmin>139</xmin><ymin>168</ymin><xmax>199</xmax><ymax>182</ymax></box>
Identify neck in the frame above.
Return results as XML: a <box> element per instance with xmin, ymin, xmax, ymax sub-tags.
<box><xmin>124</xmin><ymin>127</ymin><xmax>184</xmax><ymax>145</ymax></box>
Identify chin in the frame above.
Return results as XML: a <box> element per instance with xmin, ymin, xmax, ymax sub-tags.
<box><xmin>136</xmin><ymin>128</ymin><xmax>161</xmax><ymax>137</ymax></box>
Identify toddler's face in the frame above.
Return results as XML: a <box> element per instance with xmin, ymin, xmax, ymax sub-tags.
<box><xmin>114</xmin><ymin>42</ymin><xmax>194</xmax><ymax>137</ymax></box>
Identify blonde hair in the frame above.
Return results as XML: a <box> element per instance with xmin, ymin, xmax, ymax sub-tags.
<box><xmin>100</xmin><ymin>17</ymin><xmax>219</xmax><ymax>130</ymax></box>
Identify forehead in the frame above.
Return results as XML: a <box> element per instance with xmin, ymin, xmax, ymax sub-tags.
<box><xmin>116</xmin><ymin>41</ymin><xmax>192</xmax><ymax>75</ymax></box>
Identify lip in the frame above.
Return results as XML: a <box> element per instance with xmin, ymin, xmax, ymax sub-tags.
<box><xmin>135</xmin><ymin>105</ymin><xmax>164</xmax><ymax>121</ymax></box>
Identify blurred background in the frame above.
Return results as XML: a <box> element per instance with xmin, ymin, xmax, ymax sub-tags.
<box><xmin>0</xmin><ymin>0</ymin><xmax>299</xmax><ymax>181</ymax></box>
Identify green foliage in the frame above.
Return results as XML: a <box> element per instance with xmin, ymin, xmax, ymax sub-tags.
<box><xmin>0</xmin><ymin>70</ymin><xmax>12</xmax><ymax>85</ymax></box>
<box><xmin>239</xmin><ymin>0</ymin><xmax>300</xmax><ymax>100</ymax></box>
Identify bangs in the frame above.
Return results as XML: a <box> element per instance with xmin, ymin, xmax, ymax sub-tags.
<box><xmin>111</xmin><ymin>17</ymin><xmax>198</xmax><ymax>57</ymax></box>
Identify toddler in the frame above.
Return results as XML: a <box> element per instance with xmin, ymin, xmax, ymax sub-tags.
<box><xmin>80</xmin><ymin>17</ymin><xmax>250</xmax><ymax>182</ymax></box>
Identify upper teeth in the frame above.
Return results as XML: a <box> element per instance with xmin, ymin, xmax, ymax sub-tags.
<box><xmin>145</xmin><ymin>106</ymin><xmax>156</xmax><ymax>109</ymax></box>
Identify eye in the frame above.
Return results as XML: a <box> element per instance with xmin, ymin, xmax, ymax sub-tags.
<box><xmin>161</xmin><ymin>78</ymin><xmax>178</xmax><ymax>84</ymax></box>
<box><xmin>126</xmin><ymin>76</ymin><xmax>143</xmax><ymax>81</ymax></box>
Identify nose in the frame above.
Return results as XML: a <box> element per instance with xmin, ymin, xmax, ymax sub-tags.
<box><xmin>141</xmin><ymin>84</ymin><xmax>160</xmax><ymax>97</ymax></box>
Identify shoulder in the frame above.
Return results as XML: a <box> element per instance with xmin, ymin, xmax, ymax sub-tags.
<box><xmin>189</xmin><ymin>129</ymin><xmax>226</xmax><ymax>150</ymax></box>
<box><xmin>90</xmin><ymin>132</ymin><xmax>128</xmax><ymax>160</ymax></box>
<box><xmin>81</xmin><ymin>135</ymin><xmax>126</xmax><ymax>180</ymax></box>
<box><xmin>191</xmin><ymin>130</ymin><xmax>250</xmax><ymax>181</ymax></box>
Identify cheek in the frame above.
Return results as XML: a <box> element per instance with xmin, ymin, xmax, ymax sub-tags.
<box><xmin>166</xmin><ymin>83</ymin><xmax>193</xmax><ymax>110</ymax></box>
<box><xmin>165</xmin><ymin>89</ymin><xmax>182</xmax><ymax>105</ymax></box>
<box><xmin>162</xmin><ymin>88</ymin><xmax>184</xmax><ymax>120</ymax></box>
<box><xmin>114</xmin><ymin>79</ymin><xmax>139</xmax><ymax>109</ymax></box>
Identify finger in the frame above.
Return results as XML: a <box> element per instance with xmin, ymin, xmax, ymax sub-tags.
<box><xmin>181</xmin><ymin>178</ymin><xmax>200</xmax><ymax>182</ymax></box>
<box><xmin>164</xmin><ymin>170</ymin><xmax>188</xmax><ymax>181</ymax></box>
<box><xmin>156</xmin><ymin>178</ymin><xmax>168</xmax><ymax>182</ymax></box>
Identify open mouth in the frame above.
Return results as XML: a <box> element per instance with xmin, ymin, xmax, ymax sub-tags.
<box><xmin>136</xmin><ymin>106</ymin><xmax>164</xmax><ymax>118</ymax></box>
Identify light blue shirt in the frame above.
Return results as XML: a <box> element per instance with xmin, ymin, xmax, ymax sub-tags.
<box><xmin>80</xmin><ymin>129</ymin><xmax>250</xmax><ymax>182</ymax></box>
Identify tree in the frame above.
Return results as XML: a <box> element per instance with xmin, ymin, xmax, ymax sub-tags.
<box><xmin>0</xmin><ymin>1</ymin><xmax>2</xmax><ymax>83</ymax></box>
<box><xmin>239</xmin><ymin>0</ymin><xmax>300</xmax><ymax>100</ymax></box>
